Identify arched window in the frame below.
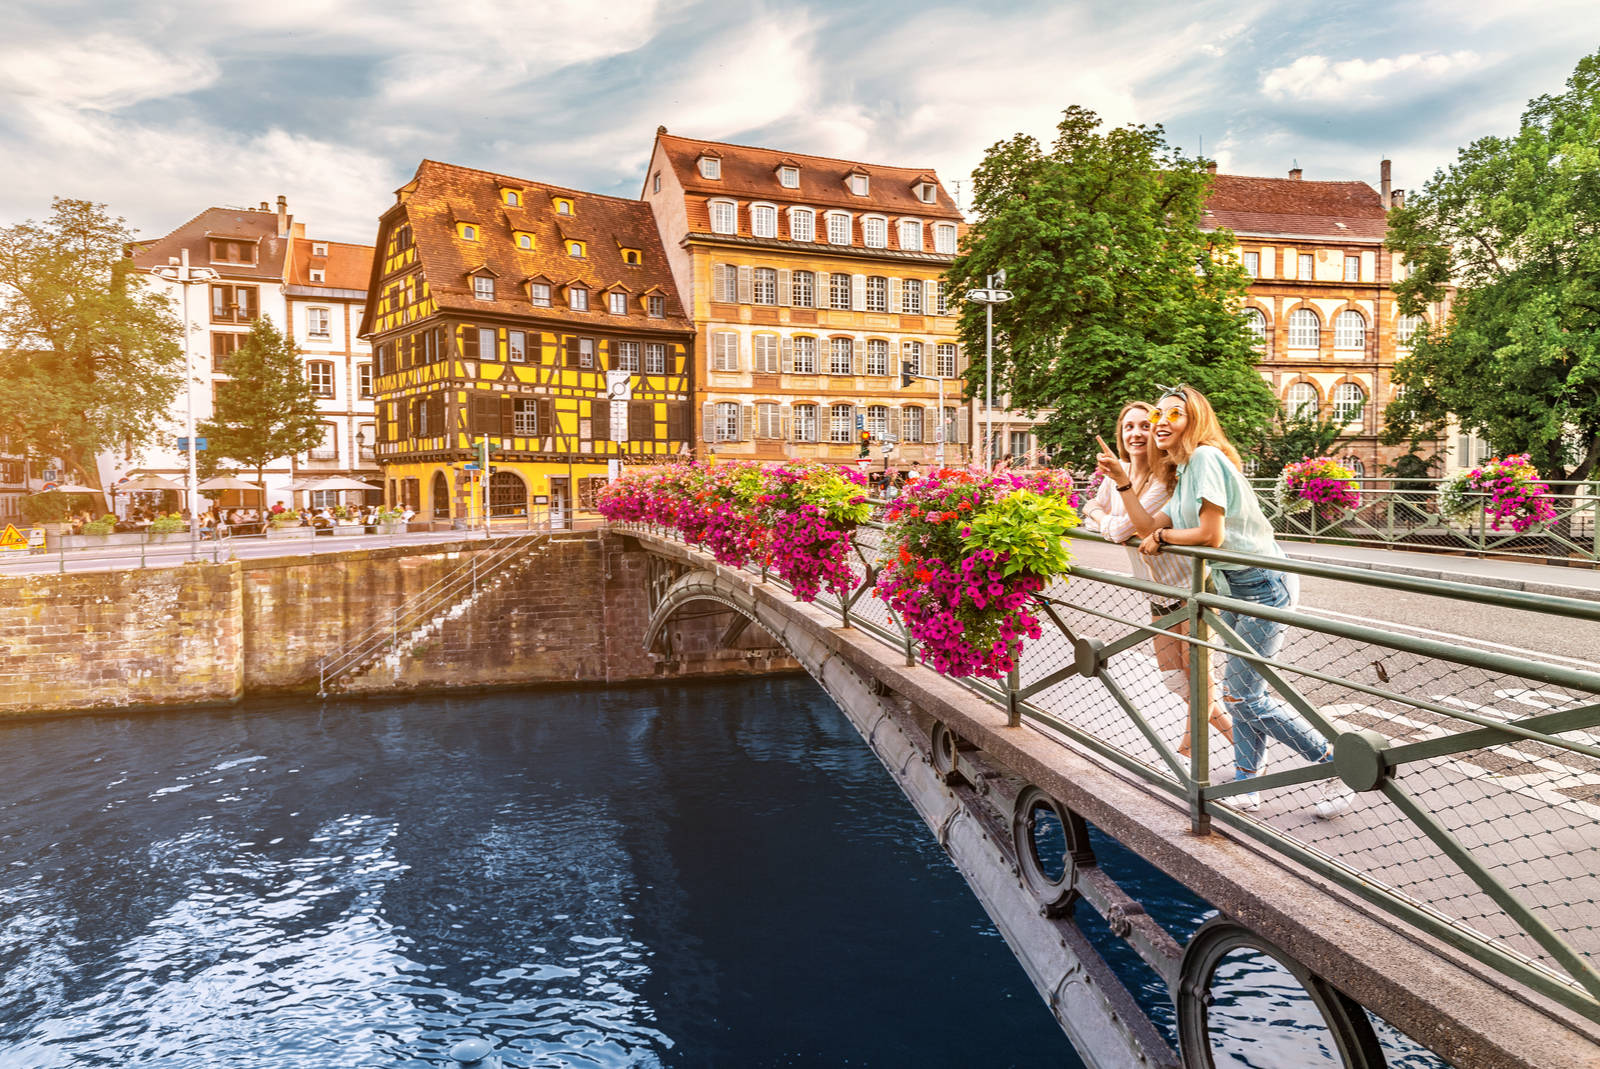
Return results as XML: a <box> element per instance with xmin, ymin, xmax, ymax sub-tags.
<box><xmin>490</xmin><ymin>470</ymin><xmax>527</xmax><ymax>516</ymax></box>
<box><xmin>901</xmin><ymin>406</ymin><xmax>924</xmax><ymax>443</ymax></box>
<box><xmin>866</xmin><ymin>405</ymin><xmax>889</xmax><ymax>437</ymax></box>
<box><xmin>1243</xmin><ymin>308</ymin><xmax>1267</xmax><ymax>347</ymax></box>
<box><xmin>1342</xmin><ymin>454</ymin><xmax>1366</xmax><ymax>478</ymax></box>
<box><xmin>829</xmin><ymin>338</ymin><xmax>853</xmax><ymax>376</ymax></box>
<box><xmin>1396</xmin><ymin>314</ymin><xmax>1424</xmax><ymax>344</ymax></box>
<box><xmin>1334</xmin><ymin>310</ymin><xmax>1366</xmax><ymax>349</ymax></box>
<box><xmin>898</xmin><ymin>220</ymin><xmax>923</xmax><ymax>251</ymax></box>
<box><xmin>863</xmin><ymin>217</ymin><xmax>887</xmax><ymax>248</ymax></box>
<box><xmin>829</xmin><ymin>403</ymin><xmax>854</xmax><ymax>442</ymax></box>
<box><xmin>1286</xmin><ymin>382</ymin><xmax>1318</xmax><ymax>418</ymax></box>
<box><xmin>503</xmin><ymin>190</ymin><xmax>520</xmax><ymax>206</ymax></box>
<box><xmin>431</xmin><ymin>471</ymin><xmax>451</xmax><ymax>518</ymax></box>
<box><xmin>1333</xmin><ymin>383</ymin><xmax>1366</xmax><ymax>423</ymax></box>
<box><xmin>710</xmin><ymin>201</ymin><xmax>737</xmax><ymax>235</ymax></box>
<box><xmin>1287</xmin><ymin>308</ymin><xmax>1320</xmax><ymax>348</ymax></box>
<box><xmin>751</xmin><ymin>204</ymin><xmax>777</xmax><ymax>238</ymax></box>
<box><xmin>792</xmin><ymin>403</ymin><xmax>817</xmax><ymax>442</ymax></box>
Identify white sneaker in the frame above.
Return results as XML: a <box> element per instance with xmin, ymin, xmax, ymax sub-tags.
<box><xmin>1235</xmin><ymin>791</ymin><xmax>1262</xmax><ymax>812</ymax></box>
<box><xmin>1313</xmin><ymin>783</ymin><xmax>1353</xmax><ymax>819</ymax></box>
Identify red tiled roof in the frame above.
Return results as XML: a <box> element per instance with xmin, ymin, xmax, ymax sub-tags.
<box><xmin>655</xmin><ymin>133</ymin><xmax>962</xmax><ymax>219</ymax></box>
<box><xmin>373</xmin><ymin>159</ymin><xmax>694</xmax><ymax>330</ymax></box>
<box><xmin>287</xmin><ymin>238</ymin><xmax>374</xmax><ymax>290</ymax></box>
<box><xmin>1203</xmin><ymin>174</ymin><xmax>1386</xmax><ymax>241</ymax></box>
<box><xmin>128</xmin><ymin>206</ymin><xmax>290</xmax><ymax>280</ymax></box>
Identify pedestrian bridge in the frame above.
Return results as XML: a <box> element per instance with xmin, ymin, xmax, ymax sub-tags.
<box><xmin>624</xmin><ymin>520</ymin><xmax>1600</xmax><ymax>1069</ymax></box>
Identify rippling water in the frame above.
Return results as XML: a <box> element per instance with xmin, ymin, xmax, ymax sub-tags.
<box><xmin>0</xmin><ymin>678</ymin><xmax>1082</xmax><ymax>1068</ymax></box>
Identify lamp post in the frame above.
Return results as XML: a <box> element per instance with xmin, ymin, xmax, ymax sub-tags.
<box><xmin>355</xmin><ymin>427</ymin><xmax>367</xmax><ymax>514</ymax></box>
<box><xmin>965</xmin><ymin>271</ymin><xmax>1013</xmax><ymax>469</ymax></box>
<box><xmin>147</xmin><ymin>249</ymin><xmax>219</xmax><ymax>540</ymax></box>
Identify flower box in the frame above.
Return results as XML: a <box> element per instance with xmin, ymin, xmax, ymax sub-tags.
<box><xmin>265</xmin><ymin>527</ymin><xmax>315</xmax><ymax>541</ymax></box>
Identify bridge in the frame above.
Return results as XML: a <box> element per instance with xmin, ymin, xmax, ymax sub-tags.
<box><xmin>624</xmin><ymin>518</ymin><xmax>1600</xmax><ymax>1069</ymax></box>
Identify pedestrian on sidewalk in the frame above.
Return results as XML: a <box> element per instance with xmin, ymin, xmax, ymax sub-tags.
<box><xmin>1138</xmin><ymin>385</ymin><xmax>1350</xmax><ymax>819</ymax></box>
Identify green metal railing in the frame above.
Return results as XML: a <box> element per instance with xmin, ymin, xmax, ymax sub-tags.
<box><xmin>628</xmin><ymin>514</ymin><xmax>1600</xmax><ymax>1023</ymax></box>
<box><xmin>1248</xmin><ymin>478</ymin><xmax>1600</xmax><ymax>562</ymax></box>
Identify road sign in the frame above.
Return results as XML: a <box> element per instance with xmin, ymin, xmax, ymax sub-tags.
<box><xmin>881</xmin><ymin>445</ymin><xmax>893</xmax><ymax>456</ymax></box>
<box><xmin>175</xmin><ymin>437</ymin><xmax>208</xmax><ymax>451</ymax></box>
<box><xmin>0</xmin><ymin>524</ymin><xmax>27</xmax><ymax>552</ymax></box>
<box><xmin>605</xmin><ymin>371</ymin><xmax>633</xmax><ymax>401</ymax></box>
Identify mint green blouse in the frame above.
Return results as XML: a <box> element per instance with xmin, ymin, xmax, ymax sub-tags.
<box><xmin>1163</xmin><ymin>444</ymin><xmax>1281</xmax><ymax>571</ymax></box>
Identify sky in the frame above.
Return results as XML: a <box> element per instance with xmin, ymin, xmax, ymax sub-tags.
<box><xmin>3</xmin><ymin>0</ymin><xmax>1598</xmax><ymax>246</ymax></box>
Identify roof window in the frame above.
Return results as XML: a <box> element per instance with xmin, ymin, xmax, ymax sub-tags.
<box><xmin>849</xmin><ymin>174</ymin><xmax>869</xmax><ymax>196</ymax></box>
<box><xmin>779</xmin><ymin>166</ymin><xmax>799</xmax><ymax>188</ymax></box>
<box><xmin>700</xmin><ymin>156</ymin><xmax>721</xmax><ymax>180</ymax></box>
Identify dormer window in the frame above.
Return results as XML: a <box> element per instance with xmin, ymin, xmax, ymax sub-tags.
<box><xmin>568</xmin><ymin>240</ymin><xmax>586</xmax><ymax>258</ymax></box>
<box><xmin>621</xmin><ymin>249</ymin><xmax>642</xmax><ymax>265</ymax></box>
<box><xmin>700</xmin><ymin>156</ymin><xmax>721</xmax><ymax>180</ymax></box>
<box><xmin>751</xmin><ymin>204</ymin><xmax>777</xmax><ymax>238</ymax></box>
<box><xmin>569</xmin><ymin>286</ymin><xmax>589</xmax><ymax>312</ymax></box>
<box><xmin>710</xmin><ymin>200</ymin><xmax>737</xmax><ymax>235</ymax></box>
<box><xmin>312</xmin><ymin>242</ymin><xmax>328</xmax><ymax>256</ymax></box>
<box><xmin>608</xmin><ymin>292</ymin><xmax>628</xmax><ymax>315</ymax></box>
<box><xmin>779</xmin><ymin>166</ymin><xmax>799</xmax><ymax>188</ymax></box>
<box><xmin>849</xmin><ymin>174</ymin><xmax>869</xmax><ymax>196</ymax></box>
<box><xmin>458</xmin><ymin>223</ymin><xmax>478</xmax><ymax>241</ymax></box>
<box><xmin>897</xmin><ymin>220</ymin><xmax>923</xmax><ymax>251</ymax></box>
<box><xmin>916</xmin><ymin>182</ymin><xmax>937</xmax><ymax>203</ymax></box>
<box><xmin>474</xmin><ymin>276</ymin><xmax>495</xmax><ymax>301</ymax></box>
<box><xmin>310</xmin><ymin>269</ymin><xmax>326</xmax><ymax>283</ymax></box>
<box><xmin>209</xmin><ymin>240</ymin><xmax>257</xmax><ymax>265</ymax></box>
<box><xmin>863</xmin><ymin>216</ymin><xmax>887</xmax><ymax>248</ymax></box>
<box><xmin>553</xmin><ymin>198</ymin><xmax>573</xmax><ymax>215</ymax></box>
<box><xmin>516</xmin><ymin>233</ymin><xmax>534</xmax><ymax>250</ymax></box>
<box><xmin>504</xmin><ymin>190</ymin><xmax>520</xmax><ymax>206</ymax></box>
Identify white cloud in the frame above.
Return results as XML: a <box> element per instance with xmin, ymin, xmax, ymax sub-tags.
<box><xmin>0</xmin><ymin>34</ymin><xmax>217</xmax><ymax>111</ymax></box>
<box><xmin>1261</xmin><ymin>51</ymin><xmax>1485</xmax><ymax>103</ymax></box>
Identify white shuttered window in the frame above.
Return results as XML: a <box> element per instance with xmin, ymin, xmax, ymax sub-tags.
<box><xmin>712</xmin><ymin>332</ymin><xmax>739</xmax><ymax>371</ymax></box>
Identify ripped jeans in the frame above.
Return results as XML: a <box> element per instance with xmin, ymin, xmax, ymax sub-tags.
<box><xmin>1216</xmin><ymin>566</ymin><xmax>1330</xmax><ymax>779</ymax></box>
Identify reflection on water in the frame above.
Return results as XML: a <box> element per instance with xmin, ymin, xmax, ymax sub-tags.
<box><xmin>0</xmin><ymin>678</ymin><xmax>1079</xmax><ymax>1068</ymax></box>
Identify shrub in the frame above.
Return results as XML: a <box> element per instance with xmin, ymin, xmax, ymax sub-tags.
<box><xmin>148</xmin><ymin>513</ymin><xmax>185</xmax><ymax>535</ymax></box>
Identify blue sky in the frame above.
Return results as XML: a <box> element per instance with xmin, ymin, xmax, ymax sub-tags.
<box><xmin>3</xmin><ymin>0</ymin><xmax>1597</xmax><ymax>245</ymax></box>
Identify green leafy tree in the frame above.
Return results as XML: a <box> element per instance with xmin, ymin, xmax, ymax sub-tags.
<box><xmin>1249</xmin><ymin>408</ymin><xmax>1360</xmax><ymax>480</ymax></box>
<box><xmin>0</xmin><ymin>198</ymin><xmax>183</xmax><ymax>489</ymax></box>
<box><xmin>1383</xmin><ymin>49</ymin><xmax>1600</xmax><ymax>485</ymax></box>
<box><xmin>947</xmin><ymin>106</ymin><xmax>1277</xmax><ymax>467</ymax></box>
<box><xmin>196</xmin><ymin>316</ymin><xmax>325</xmax><ymax>494</ymax></box>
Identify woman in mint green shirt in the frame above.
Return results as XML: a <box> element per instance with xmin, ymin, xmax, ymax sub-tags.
<box><xmin>1138</xmin><ymin>386</ymin><xmax>1349</xmax><ymax>819</ymax></box>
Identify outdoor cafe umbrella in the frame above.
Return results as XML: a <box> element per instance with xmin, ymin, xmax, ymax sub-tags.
<box><xmin>301</xmin><ymin>477</ymin><xmax>381</xmax><ymax>492</ymax></box>
<box><xmin>120</xmin><ymin>474</ymin><xmax>187</xmax><ymax>491</ymax></box>
<box><xmin>197</xmin><ymin>476</ymin><xmax>266</xmax><ymax>492</ymax></box>
<box><xmin>32</xmin><ymin>483</ymin><xmax>105</xmax><ymax>496</ymax></box>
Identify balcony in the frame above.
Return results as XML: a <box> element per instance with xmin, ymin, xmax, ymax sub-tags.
<box><xmin>308</xmin><ymin>449</ymin><xmax>339</xmax><ymax>461</ymax></box>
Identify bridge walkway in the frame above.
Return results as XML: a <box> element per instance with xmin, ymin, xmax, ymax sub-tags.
<box><xmin>627</xmin><ymin>522</ymin><xmax>1600</xmax><ymax>1069</ymax></box>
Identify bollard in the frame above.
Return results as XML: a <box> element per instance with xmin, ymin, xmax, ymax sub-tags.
<box><xmin>448</xmin><ymin>1036</ymin><xmax>501</xmax><ymax>1066</ymax></box>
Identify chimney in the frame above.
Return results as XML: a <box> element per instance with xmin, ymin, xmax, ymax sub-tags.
<box><xmin>259</xmin><ymin>201</ymin><xmax>269</xmax><ymax>211</ymax></box>
<box><xmin>276</xmin><ymin>195</ymin><xmax>288</xmax><ymax>237</ymax></box>
<box><xmin>656</xmin><ymin>125</ymin><xmax>668</xmax><ymax>135</ymax></box>
<box><xmin>1392</xmin><ymin>189</ymin><xmax>1405</xmax><ymax>209</ymax></box>
<box><xmin>1206</xmin><ymin>160</ymin><xmax>1217</xmax><ymax>174</ymax></box>
<box><xmin>1289</xmin><ymin>167</ymin><xmax>1303</xmax><ymax>180</ymax></box>
<box><xmin>1380</xmin><ymin>159</ymin><xmax>1392</xmax><ymax>208</ymax></box>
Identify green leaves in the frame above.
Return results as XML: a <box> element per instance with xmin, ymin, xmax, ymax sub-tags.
<box><xmin>959</xmin><ymin>490</ymin><xmax>1079</xmax><ymax>578</ymax></box>
<box><xmin>198</xmin><ymin>316</ymin><xmax>326</xmax><ymax>485</ymax></box>
<box><xmin>1385</xmin><ymin>49</ymin><xmax>1600</xmax><ymax>482</ymax></box>
<box><xmin>948</xmin><ymin>106</ymin><xmax>1276</xmax><ymax>467</ymax></box>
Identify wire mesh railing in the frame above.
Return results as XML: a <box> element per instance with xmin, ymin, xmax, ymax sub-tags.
<box><xmin>1248</xmin><ymin>478</ymin><xmax>1600</xmax><ymax>562</ymax></box>
<box><xmin>624</xmin><ymin>514</ymin><xmax>1600</xmax><ymax>1023</ymax></box>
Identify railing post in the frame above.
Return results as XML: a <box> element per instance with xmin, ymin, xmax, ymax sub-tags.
<box><xmin>1006</xmin><ymin>664</ymin><xmax>1021</xmax><ymax>728</ymax></box>
<box><xmin>1479</xmin><ymin>496</ymin><xmax>1488</xmax><ymax>553</ymax></box>
<box><xmin>1591</xmin><ymin>482</ymin><xmax>1599</xmax><ymax>561</ymax></box>
<box><xmin>1188</xmin><ymin>555</ymin><xmax>1211</xmax><ymax>836</ymax></box>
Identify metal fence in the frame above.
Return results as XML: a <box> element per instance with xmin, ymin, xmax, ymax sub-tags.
<box><xmin>1248</xmin><ymin>478</ymin><xmax>1600</xmax><ymax>563</ymax></box>
<box><xmin>632</xmin><ymin>515</ymin><xmax>1600</xmax><ymax>1024</ymax></box>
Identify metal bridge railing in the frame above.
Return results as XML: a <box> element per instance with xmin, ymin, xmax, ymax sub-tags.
<box><xmin>1247</xmin><ymin>477</ymin><xmax>1600</xmax><ymax>563</ymax></box>
<box><xmin>629</xmin><ymin>515</ymin><xmax>1600</xmax><ymax>1023</ymax></box>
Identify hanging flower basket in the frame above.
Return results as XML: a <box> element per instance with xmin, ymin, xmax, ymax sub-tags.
<box><xmin>1439</xmin><ymin>454</ymin><xmax>1555</xmax><ymax>533</ymax></box>
<box><xmin>1276</xmin><ymin>456</ymin><xmax>1362</xmax><ymax>516</ymax></box>
<box><xmin>755</xmin><ymin>463</ymin><xmax>870</xmax><ymax>601</ymax></box>
<box><xmin>875</xmin><ymin>469</ymin><xmax>1080</xmax><ymax>679</ymax></box>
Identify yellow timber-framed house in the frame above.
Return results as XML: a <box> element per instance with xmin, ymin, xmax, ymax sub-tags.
<box><xmin>360</xmin><ymin>160</ymin><xmax>697</xmax><ymax>523</ymax></box>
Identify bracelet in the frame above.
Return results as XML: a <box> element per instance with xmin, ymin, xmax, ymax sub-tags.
<box><xmin>1155</xmin><ymin>528</ymin><xmax>1165</xmax><ymax>545</ymax></box>
<box><xmin>1115</xmin><ymin>482</ymin><xmax>1132</xmax><ymax>493</ymax></box>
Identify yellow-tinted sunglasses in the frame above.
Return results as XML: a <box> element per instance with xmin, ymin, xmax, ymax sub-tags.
<box><xmin>1150</xmin><ymin>406</ymin><xmax>1187</xmax><ymax>424</ymax></box>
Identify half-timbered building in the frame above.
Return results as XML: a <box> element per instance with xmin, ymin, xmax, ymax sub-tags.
<box><xmin>361</xmin><ymin>160</ymin><xmax>696</xmax><ymax>523</ymax></box>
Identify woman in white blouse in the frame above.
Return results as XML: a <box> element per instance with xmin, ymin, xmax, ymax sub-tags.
<box><xmin>1083</xmin><ymin>401</ymin><xmax>1233</xmax><ymax>756</ymax></box>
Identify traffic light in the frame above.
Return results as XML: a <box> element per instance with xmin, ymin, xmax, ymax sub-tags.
<box><xmin>900</xmin><ymin>361</ymin><xmax>915</xmax><ymax>389</ymax></box>
<box><xmin>859</xmin><ymin>430</ymin><xmax>871</xmax><ymax>457</ymax></box>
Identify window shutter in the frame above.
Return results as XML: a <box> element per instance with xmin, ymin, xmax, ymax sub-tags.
<box><xmin>956</xmin><ymin>346</ymin><xmax>969</xmax><ymax>376</ymax></box>
<box><xmin>780</xmin><ymin>403</ymin><xmax>792</xmax><ymax>442</ymax></box>
<box><xmin>629</xmin><ymin>401</ymin><xmax>651</xmax><ymax>440</ymax></box>
<box><xmin>396</xmin><ymin>400</ymin><xmax>410</xmax><ymax>439</ymax></box>
<box><xmin>853</xmin><ymin>339</ymin><xmax>865</xmax><ymax>376</ymax></box>
<box><xmin>887</xmin><ymin>409</ymin><xmax>900</xmax><ymax>441</ymax></box>
<box><xmin>889</xmin><ymin>277</ymin><xmax>902</xmax><ymax>314</ymax></box>
<box><xmin>566</xmin><ymin>336</ymin><xmax>581</xmax><ymax>366</ymax></box>
<box><xmin>737</xmin><ymin>265</ymin><xmax>753</xmax><ymax>304</ymax></box>
<box><xmin>740</xmin><ymin>404</ymin><xmax>754</xmax><ymax>441</ymax></box>
<box><xmin>433</xmin><ymin>393</ymin><xmax>447</xmax><ymax>436</ymax></box>
<box><xmin>815</xmin><ymin>272</ymin><xmax>829</xmax><ymax>309</ymax></box>
<box><xmin>501</xmin><ymin>394</ymin><xmax>515</xmax><ymax>437</ymax></box>
<box><xmin>591</xmin><ymin>399</ymin><xmax>609</xmax><ymax>442</ymax></box>
<box><xmin>537</xmin><ymin>398</ymin><xmax>553</xmax><ymax>438</ymax></box>
<box><xmin>528</xmin><ymin>331</ymin><xmax>543</xmax><ymax>365</ymax></box>
<box><xmin>463</xmin><ymin>328</ymin><xmax>479</xmax><ymax>360</ymax></box>
<box><xmin>608</xmin><ymin>340</ymin><xmax>620</xmax><ymax>371</ymax></box>
<box><xmin>781</xmin><ymin>336</ymin><xmax>794</xmax><ymax>374</ymax></box>
<box><xmin>955</xmin><ymin>410</ymin><xmax>968</xmax><ymax>443</ymax></box>
<box><xmin>777</xmin><ymin>269</ymin><xmax>792</xmax><ymax>306</ymax></box>
<box><xmin>851</xmin><ymin>274</ymin><xmax>866</xmax><ymax>311</ymax></box>
<box><xmin>701</xmin><ymin>401</ymin><xmax>717</xmax><ymax>442</ymax></box>
<box><xmin>667</xmin><ymin>404</ymin><xmax>684</xmax><ymax>442</ymax></box>
<box><xmin>923</xmin><ymin>279</ymin><xmax>936</xmax><ymax>311</ymax></box>
<box><xmin>711</xmin><ymin>264</ymin><xmax>724</xmax><ymax>303</ymax></box>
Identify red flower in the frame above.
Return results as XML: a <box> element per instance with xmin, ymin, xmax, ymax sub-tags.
<box><xmin>914</xmin><ymin>568</ymin><xmax>933</xmax><ymax>582</ymax></box>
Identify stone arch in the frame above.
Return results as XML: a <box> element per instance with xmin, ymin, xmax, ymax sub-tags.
<box><xmin>489</xmin><ymin>469</ymin><xmax>528</xmax><ymax>516</ymax></box>
<box><xmin>430</xmin><ymin>469</ymin><xmax>452</xmax><ymax>519</ymax></box>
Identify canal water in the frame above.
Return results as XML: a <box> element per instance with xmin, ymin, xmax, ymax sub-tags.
<box><xmin>0</xmin><ymin>675</ymin><xmax>1442</xmax><ymax>1067</ymax></box>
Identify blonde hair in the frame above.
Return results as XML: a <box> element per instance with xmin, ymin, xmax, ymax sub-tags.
<box><xmin>1114</xmin><ymin>401</ymin><xmax>1176</xmax><ymax>490</ymax></box>
<box><xmin>1157</xmin><ymin>386</ymin><xmax>1243</xmax><ymax>470</ymax></box>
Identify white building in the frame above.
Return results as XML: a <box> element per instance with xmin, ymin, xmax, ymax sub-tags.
<box><xmin>122</xmin><ymin>198</ymin><xmax>379</xmax><ymax>512</ymax></box>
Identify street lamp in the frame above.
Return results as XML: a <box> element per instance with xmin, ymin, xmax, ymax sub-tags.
<box><xmin>965</xmin><ymin>270</ymin><xmax>1013</xmax><ymax>469</ymax></box>
<box><xmin>147</xmin><ymin>249</ymin><xmax>220</xmax><ymax>541</ymax></box>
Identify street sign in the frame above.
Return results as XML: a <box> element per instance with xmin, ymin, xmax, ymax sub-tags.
<box><xmin>0</xmin><ymin>524</ymin><xmax>27</xmax><ymax>552</ymax></box>
<box><xmin>880</xmin><ymin>445</ymin><xmax>893</xmax><ymax>456</ymax></box>
<box><xmin>605</xmin><ymin>371</ymin><xmax>633</xmax><ymax>401</ymax></box>
<box><xmin>610</xmin><ymin>400</ymin><xmax>628</xmax><ymax>442</ymax></box>
<box><xmin>175</xmin><ymin>437</ymin><xmax>208</xmax><ymax>451</ymax></box>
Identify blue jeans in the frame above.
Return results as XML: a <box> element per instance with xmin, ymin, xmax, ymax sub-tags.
<box><xmin>1217</xmin><ymin>566</ymin><xmax>1330</xmax><ymax>778</ymax></box>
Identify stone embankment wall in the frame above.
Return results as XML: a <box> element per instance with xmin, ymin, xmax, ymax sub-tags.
<box><xmin>0</xmin><ymin>532</ymin><xmax>796</xmax><ymax>717</ymax></box>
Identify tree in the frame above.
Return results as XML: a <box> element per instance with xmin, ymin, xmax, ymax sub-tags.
<box><xmin>0</xmin><ymin>198</ymin><xmax>183</xmax><ymax>489</ymax></box>
<box><xmin>1248</xmin><ymin>408</ymin><xmax>1361</xmax><ymax>480</ymax></box>
<box><xmin>196</xmin><ymin>316</ymin><xmax>325</xmax><ymax>494</ymax></box>
<box><xmin>946</xmin><ymin>106</ymin><xmax>1277</xmax><ymax>468</ymax></box>
<box><xmin>1383</xmin><ymin>48</ymin><xmax>1600</xmax><ymax>485</ymax></box>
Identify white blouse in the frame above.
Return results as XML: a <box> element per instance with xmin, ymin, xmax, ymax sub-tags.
<box><xmin>1087</xmin><ymin>477</ymin><xmax>1190</xmax><ymax>595</ymax></box>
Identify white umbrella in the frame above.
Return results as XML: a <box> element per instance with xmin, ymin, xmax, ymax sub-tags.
<box><xmin>282</xmin><ymin>478</ymin><xmax>325</xmax><ymax>491</ymax></box>
<box><xmin>34</xmin><ymin>483</ymin><xmax>104</xmax><ymax>495</ymax></box>
<box><xmin>120</xmin><ymin>474</ymin><xmax>187</xmax><ymax>491</ymax></box>
<box><xmin>303</xmin><ymin>476</ymin><xmax>382</xmax><ymax>492</ymax></box>
<box><xmin>198</xmin><ymin>476</ymin><xmax>266</xmax><ymax>491</ymax></box>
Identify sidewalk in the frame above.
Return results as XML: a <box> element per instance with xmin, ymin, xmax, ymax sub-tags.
<box><xmin>1278</xmin><ymin>541</ymin><xmax>1600</xmax><ymax>603</ymax></box>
